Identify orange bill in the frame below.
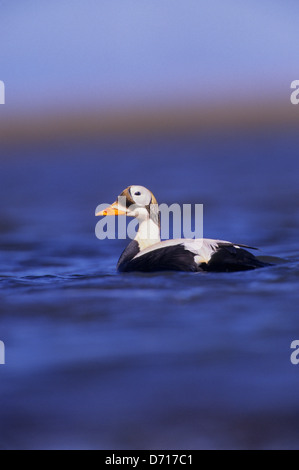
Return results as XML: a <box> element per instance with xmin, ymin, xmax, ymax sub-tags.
<box><xmin>96</xmin><ymin>201</ymin><xmax>127</xmax><ymax>216</ymax></box>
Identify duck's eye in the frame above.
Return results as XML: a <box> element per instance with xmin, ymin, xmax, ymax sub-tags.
<box><xmin>134</xmin><ymin>191</ymin><xmax>141</xmax><ymax>196</ymax></box>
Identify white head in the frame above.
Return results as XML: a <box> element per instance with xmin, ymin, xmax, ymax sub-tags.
<box><xmin>97</xmin><ymin>185</ymin><xmax>158</xmax><ymax>219</ymax></box>
<box><xmin>96</xmin><ymin>185</ymin><xmax>161</xmax><ymax>246</ymax></box>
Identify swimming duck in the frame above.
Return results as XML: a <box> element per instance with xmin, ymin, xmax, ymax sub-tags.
<box><xmin>96</xmin><ymin>185</ymin><xmax>269</xmax><ymax>273</ymax></box>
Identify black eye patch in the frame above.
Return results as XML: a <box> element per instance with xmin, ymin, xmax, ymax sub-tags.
<box><xmin>134</xmin><ymin>191</ymin><xmax>141</xmax><ymax>196</ymax></box>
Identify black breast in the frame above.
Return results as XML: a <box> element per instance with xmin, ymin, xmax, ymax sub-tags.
<box><xmin>117</xmin><ymin>240</ymin><xmax>140</xmax><ymax>271</ymax></box>
<box><xmin>118</xmin><ymin>243</ymin><xmax>198</xmax><ymax>272</ymax></box>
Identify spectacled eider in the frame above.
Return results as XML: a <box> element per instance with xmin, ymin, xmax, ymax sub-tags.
<box><xmin>96</xmin><ymin>185</ymin><xmax>270</xmax><ymax>273</ymax></box>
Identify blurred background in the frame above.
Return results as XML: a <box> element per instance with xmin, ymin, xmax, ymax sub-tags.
<box><xmin>0</xmin><ymin>0</ymin><xmax>299</xmax><ymax>450</ymax></box>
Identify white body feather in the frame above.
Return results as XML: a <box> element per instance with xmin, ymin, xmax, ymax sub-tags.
<box><xmin>133</xmin><ymin>238</ymin><xmax>239</xmax><ymax>265</ymax></box>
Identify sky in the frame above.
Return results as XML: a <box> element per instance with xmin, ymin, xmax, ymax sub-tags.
<box><xmin>0</xmin><ymin>0</ymin><xmax>298</xmax><ymax>115</ymax></box>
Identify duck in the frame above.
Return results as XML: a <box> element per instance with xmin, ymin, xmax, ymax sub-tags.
<box><xmin>96</xmin><ymin>185</ymin><xmax>270</xmax><ymax>273</ymax></box>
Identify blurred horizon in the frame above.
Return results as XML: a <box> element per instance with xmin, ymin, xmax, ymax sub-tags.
<box><xmin>0</xmin><ymin>99</ymin><xmax>297</xmax><ymax>147</ymax></box>
<box><xmin>0</xmin><ymin>0</ymin><xmax>298</xmax><ymax>119</ymax></box>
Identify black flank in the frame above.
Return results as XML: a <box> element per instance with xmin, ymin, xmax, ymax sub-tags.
<box><xmin>201</xmin><ymin>245</ymin><xmax>272</xmax><ymax>272</ymax></box>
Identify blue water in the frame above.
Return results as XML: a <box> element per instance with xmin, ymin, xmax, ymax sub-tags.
<box><xmin>0</xmin><ymin>130</ymin><xmax>299</xmax><ymax>449</ymax></box>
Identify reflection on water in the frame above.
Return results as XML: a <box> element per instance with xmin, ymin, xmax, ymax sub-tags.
<box><xmin>0</xmin><ymin>130</ymin><xmax>299</xmax><ymax>449</ymax></box>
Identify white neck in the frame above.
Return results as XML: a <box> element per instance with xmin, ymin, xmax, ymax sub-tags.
<box><xmin>134</xmin><ymin>217</ymin><xmax>161</xmax><ymax>251</ymax></box>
